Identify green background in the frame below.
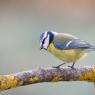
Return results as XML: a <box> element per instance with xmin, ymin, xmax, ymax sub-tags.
<box><xmin>0</xmin><ymin>0</ymin><xmax>95</xmax><ymax>95</ymax></box>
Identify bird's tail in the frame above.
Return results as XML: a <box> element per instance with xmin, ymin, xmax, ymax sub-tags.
<box><xmin>85</xmin><ymin>45</ymin><xmax>95</xmax><ymax>52</ymax></box>
<box><xmin>90</xmin><ymin>45</ymin><xmax>95</xmax><ymax>51</ymax></box>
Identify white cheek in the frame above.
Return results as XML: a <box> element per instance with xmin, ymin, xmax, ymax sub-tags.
<box><xmin>43</xmin><ymin>35</ymin><xmax>49</xmax><ymax>49</ymax></box>
<box><xmin>41</xmin><ymin>32</ymin><xmax>47</xmax><ymax>42</ymax></box>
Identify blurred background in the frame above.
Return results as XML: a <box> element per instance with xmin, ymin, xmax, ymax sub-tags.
<box><xmin>0</xmin><ymin>0</ymin><xmax>95</xmax><ymax>95</ymax></box>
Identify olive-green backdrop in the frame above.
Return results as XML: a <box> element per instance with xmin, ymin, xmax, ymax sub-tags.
<box><xmin>0</xmin><ymin>0</ymin><xmax>95</xmax><ymax>95</ymax></box>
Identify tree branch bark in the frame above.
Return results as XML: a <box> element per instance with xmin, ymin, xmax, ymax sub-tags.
<box><xmin>0</xmin><ymin>66</ymin><xmax>95</xmax><ymax>91</ymax></box>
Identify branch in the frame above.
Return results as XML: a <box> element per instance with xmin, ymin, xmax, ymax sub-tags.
<box><xmin>0</xmin><ymin>66</ymin><xmax>95</xmax><ymax>91</ymax></box>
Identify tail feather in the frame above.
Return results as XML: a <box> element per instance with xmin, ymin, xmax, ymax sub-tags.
<box><xmin>90</xmin><ymin>45</ymin><xmax>95</xmax><ymax>51</ymax></box>
<box><xmin>84</xmin><ymin>45</ymin><xmax>95</xmax><ymax>52</ymax></box>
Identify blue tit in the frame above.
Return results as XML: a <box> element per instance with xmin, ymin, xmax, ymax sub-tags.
<box><xmin>39</xmin><ymin>31</ymin><xmax>95</xmax><ymax>69</ymax></box>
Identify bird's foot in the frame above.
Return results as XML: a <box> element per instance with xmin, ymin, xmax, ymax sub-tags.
<box><xmin>52</xmin><ymin>66</ymin><xmax>61</xmax><ymax>69</ymax></box>
<box><xmin>52</xmin><ymin>63</ymin><xmax>66</xmax><ymax>69</ymax></box>
<box><xmin>68</xmin><ymin>65</ymin><xmax>76</xmax><ymax>70</ymax></box>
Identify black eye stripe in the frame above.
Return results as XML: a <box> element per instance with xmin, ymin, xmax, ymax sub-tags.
<box><xmin>42</xmin><ymin>38</ymin><xmax>45</xmax><ymax>44</ymax></box>
<box><xmin>40</xmin><ymin>31</ymin><xmax>54</xmax><ymax>46</ymax></box>
<box><xmin>42</xmin><ymin>34</ymin><xmax>48</xmax><ymax>44</ymax></box>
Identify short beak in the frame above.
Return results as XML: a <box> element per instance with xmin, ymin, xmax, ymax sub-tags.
<box><xmin>40</xmin><ymin>46</ymin><xmax>43</xmax><ymax>50</ymax></box>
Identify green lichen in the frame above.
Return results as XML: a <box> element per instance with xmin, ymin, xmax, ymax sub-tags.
<box><xmin>51</xmin><ymin>76</ymin><xmax>63</xmax><ymax>82</ymax></box>
<box><xmin>0</xmin><ymin>75</ymin><xmax>18</xmax><ymax>90</ymax></box>
<box><xmin>29</xmin><ymin>76</ymin><xmax>40</xmax><ymax>83</ymax></box>
<box><xmin>80</xmin><ymin>68</ymin><xmax>95</xmax><ymax>82</ymax></box>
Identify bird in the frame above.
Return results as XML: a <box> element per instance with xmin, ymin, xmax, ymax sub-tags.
<box><xmin>39</xmin><ymin>31</ymin><xmax>95</xmax><ymax>69</ymax></box>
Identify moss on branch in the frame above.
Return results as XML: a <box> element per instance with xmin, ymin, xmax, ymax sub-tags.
<box><xmin>0</xmin><ymin>66</ymin><xmax>95</xmax><ymax>91</ymax></box>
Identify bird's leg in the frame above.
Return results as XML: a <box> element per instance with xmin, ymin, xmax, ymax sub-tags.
<box><xmin>53</xmin><ymin>63</ymin><xmax>66</xmax><ymax>68</ymax></box>
<box><xmin>68</xmin><ymin>62</ymin><xmax>76</xmax><ymax>70</ymax></box>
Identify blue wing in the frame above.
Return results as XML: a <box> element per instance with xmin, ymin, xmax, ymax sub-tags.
<box><xmin>53</xmin><ymin>39</ymin><xmax>95</xmax><ymax>50</ymax></box>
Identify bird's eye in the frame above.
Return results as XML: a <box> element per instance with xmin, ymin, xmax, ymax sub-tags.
<box><xmin>42</xmin><ymin>38</ymin><xmax>45</xmax><ymax>44</ymax></box>
<box><xmin>42</xmin><ymin>34</ymin><xmax>48</xmax><ymax>44</ymax></box>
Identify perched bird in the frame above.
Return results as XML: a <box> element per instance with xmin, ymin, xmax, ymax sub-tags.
<box><xmin>40</xmin><ymin>31</ymin><xmax>95</xmax><ymax>69</ymax></box>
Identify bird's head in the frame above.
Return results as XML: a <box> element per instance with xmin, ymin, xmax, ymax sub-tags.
<box><xmin>40</xmin><ymin>31</ymin><xmax>57</xmax><ymax>50</ymax></box>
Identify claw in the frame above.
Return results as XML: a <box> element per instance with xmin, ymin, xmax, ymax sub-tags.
<box><xmin>52</xmin><ymin>63</ymin><xmax>66</xmax><ymax>69</ymax></box>
<box><xmin>52</xmin><ymin>66</ymin><xmax>61</xmax><ymax>69</ymax></box>
<box><xmin>68</xmin><ymin>65</ymin><xmax>76</xmax><ymax>70</ymax></box>
<box><xmin>68</xmin><ymin>62</ymin><xmax>76</xmax><ymax>70</ymax></box>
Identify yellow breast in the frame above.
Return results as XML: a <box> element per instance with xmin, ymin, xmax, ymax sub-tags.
<box><xmin>48</xmin><ymin>43</ymin><xmax>87</xmax><ymax>63</ymax></box>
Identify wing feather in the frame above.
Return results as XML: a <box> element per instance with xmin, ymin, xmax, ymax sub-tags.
<box><xmin>54</xmin><ymin>39</ymin><xmax>93</xmax><ymax>50</ymax></box>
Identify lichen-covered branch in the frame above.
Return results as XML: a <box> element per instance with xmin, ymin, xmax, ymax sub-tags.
<box><xmin>0</xmin><ymin>66</ymin><xmax>95</xmax><ymax>91</ymax></box>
